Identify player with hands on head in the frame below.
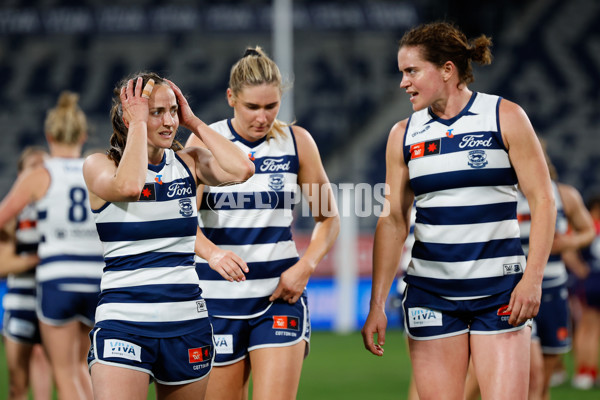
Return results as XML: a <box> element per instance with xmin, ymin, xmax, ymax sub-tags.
<box><xmin>83</xmin><ymin>72</ymin><xmax>254</xmax><ymax>400</ymax></box>
<box><xmin>361</xmin><ymin>21</ymin><xmax>556</xmax><ymax>400</ymax></box>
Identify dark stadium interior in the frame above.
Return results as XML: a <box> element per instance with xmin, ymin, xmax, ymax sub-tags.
<box><xmin>0</xmin><ymin>0</ymin><xmax>598</xmax><ymax>231</ymax></box>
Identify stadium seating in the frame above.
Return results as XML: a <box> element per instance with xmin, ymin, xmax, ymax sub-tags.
<box><xmin>0</xmin><ymin>0</ymin><xmax>599</xmax><ymax>214</ymax></box>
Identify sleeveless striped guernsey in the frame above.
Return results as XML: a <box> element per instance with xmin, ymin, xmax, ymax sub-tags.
<box><xmin>92</xmin><ymin>149</ymin><xmax>208</xmax><ymax>337</ymax></box>
<box><xmin>35</xmin><ymin>158</ymin><xmax>104</xmax><ymax>291</ymax></box>
<box><xmin>581</xmin><ymin>222</ymin><xmax>600</xmax><ymax>272</ymax></box>
<box><xmin>2</xmin><ymin>205</ymin><xmax>39</xmax><ymax>319</ymax></box>
<box><xmin>196</xmin><ymin>119</ymin><xmax>300</xmax><ymax>318</ymax></box>
<box><xmin>403</xmin><ymin>92</ymin><xmax>526</xmax><ymax>299</ymax></box>
<box><xmin>517</xmin><ymin>181</ymin><xmax>568</xmax><ymax>288</ymax></box>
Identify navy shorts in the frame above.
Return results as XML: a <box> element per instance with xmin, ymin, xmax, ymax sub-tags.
<box><xmin>534</xmin><ymin>284</ymin><xmax>571</xmax><ymax>354</ymax></box>
<box><xmin>37</xmin><ymin>280</ymin><xmax>100</xmax><ymax>326</ymax></box>
<box><xmin>402</xmin><ymin>284</ymin><xmax>531</xmax><ymax>340</ymax></box>
<box><xmin>211</xmin><ymin>294</ymin><xmax>310</xmax><ymax>366</ymax></box>
<box><xmin>88</xmin><ymin>321</ymin><xmax>214</xmax><ymax>385</ymax></box>
<box><xmin>581</xmin><ymin>270</ymin><xmax>600</xmax><ymax>309</ymax></box>
<box><xmin>3</xmin><ymin>309</ymin><xmax>42</xmax><ymax>344</ymax></box>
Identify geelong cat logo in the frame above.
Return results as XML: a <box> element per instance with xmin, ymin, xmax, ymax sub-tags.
<box><xmin>268</xmin><ymin>174</ymin><xmax>285</xmax><ymax>190</ymax></box>
<box><xmin>179</xmin><ymin>198</ymin><xmax>194</xmax><ymax>217</ymax></box>
<box><xmin>467</xmin><ymin>150</ymin><xmax>488</xmax><ymax>169</ymax></box>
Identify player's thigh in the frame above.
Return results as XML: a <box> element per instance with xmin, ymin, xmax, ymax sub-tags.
<box><xmin>408</xmin><ymin>334</ymin><xmax>470</xmax><ymax>400</ymax></box>
<box><xmin>470</xmin><ymin>327</ymin><xmax>531</xmax><ymax>400</ymax></box>
<box><xmin>91</xmin><ymin>362</ymin><xmax>149</xmax><ymax>400</ymax></box>
<box><xmin>156</xmin><ymin>378</ymin><xmax>209</xmax><ymax>400</ymax></box>
<box><xmin>205</xmin><ymin>358</ymin><xmax>250</xmax><ymax>400</ymax></box>
<box><xmin>39</xmin><ymin>320</ymin><xmax>82</xmax><ymax>366</ymax></box>
<box><xmin>249</xmin><ymin>341</ymin><xmax>306</xmax><ymax>400</ymax></box>
<box><xmin>529</xmin><ymin>338</ymin><xmax>545</xmax><ymax>400</ymax></box>
<box><xmin>4</xmin><ymin>337</ymin><xmax>34</xmax><ymax>378</ymax></box>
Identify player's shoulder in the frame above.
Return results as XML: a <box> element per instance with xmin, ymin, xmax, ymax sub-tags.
<box><xmin>389</xmin><ymin>118</ymin><xmax>409</xmax><ymax>145</ymax></box>
<box><xmin>289</xmin><ymin>124</ymin><xmax>318</xmax><ymax>153</ymax></box>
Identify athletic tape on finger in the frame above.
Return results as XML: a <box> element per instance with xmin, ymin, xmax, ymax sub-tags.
<box><xmin>141</xmin><ymin>79</ymin><xmax>155</xmax><ymax>99</ymax></box>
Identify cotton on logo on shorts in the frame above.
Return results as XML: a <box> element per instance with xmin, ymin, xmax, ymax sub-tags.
<box><xmin>408</xmin><ymin>307</ymin><xmax>443</xmax><ymax>328</ymax></box>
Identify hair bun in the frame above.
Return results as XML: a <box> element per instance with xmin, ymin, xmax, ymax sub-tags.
<box><xmin>243</xmin><ymin>48</ymin><xmax>261</xmax><ymax>58</ymax></box>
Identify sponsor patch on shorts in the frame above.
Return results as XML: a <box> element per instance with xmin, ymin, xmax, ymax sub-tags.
<box><xmin>497</xmin><ymin>305</ymin><xmax>511</xmax><ymax>321</ymax></box>
<box><xmin>213</xmin><ymin>334</ymin><xmax>233</xmax><ymax>354</ymax></box>
<box><xmin>272</xmin><ymin>315</ymin><xmax>299</xmax><ymax>331</ymax></box>
<box><xmin>7</xmin><ymin>318</ymin><xmax>36</xmax><ymax>337</ymax></box>
<box><xmin>103</xmin><ymin>339</ymin><xmax>142</xmax><ymax>361</ymax></box>
<box><xmin>407</xmin><ymin>307</ymin><xmax>443</xmax><ymax>328</ymax></box>
<box><xmin>188</xmin><ymin>346</ymin><xmax>211</xmax><ymax>363</ymax></box>
<box><xmin>497</xmin><ymin>305</ymin><xmax>511</xmax><ymax>316</ymax></box>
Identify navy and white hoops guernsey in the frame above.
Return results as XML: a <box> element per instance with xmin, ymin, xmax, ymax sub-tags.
<box><xmin>403</xmin><ymin>92</ymin><xmax>526</xmax><ymax>300</ymax></box>
<box><xmin>92</xmin><ymin>149</ymin><xmax>209</xmax><ymax>337</ymax></box>
<box><xmin>36</xmin><ymin>158</ymin><xmax>104</xmax><ymax>324</ymax></box>
<box><xmin>517</xmin><ymin>181</ymin><xmax>568</xmax><ymax>288</ymax></box>
<box><xmin>196</xmin><ymin>119</ymin><xmax>301</xmax><ymax>318</ymax></box>
<box><xmin>518</xmin><ymin>182</ymin><xmax>571</xmax><ymax>353</ymax></box>
<box><xmin>580</xmin><ymin>225</ymin><xmax>600</xmax><ymax>308</ymax></box>
<box><xmin>2</xmin><ymin>204</ymin><xmax>40</xmax><ymax>342</ymax></box>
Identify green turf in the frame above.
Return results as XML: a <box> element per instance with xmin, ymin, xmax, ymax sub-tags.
<box><xmin>1</xmin><ymin>331</ymin><xmax>599</xmax><ymax>399</ymax></box>
<box><xmin>296</xmin><ymin>330</ymin><xmax>413</xmax><ymax>399</ymax></box>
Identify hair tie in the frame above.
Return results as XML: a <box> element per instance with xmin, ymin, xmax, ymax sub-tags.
<box><xmin>468</xmin><ymin>45</ymin><xmax>477</xmax><ymax>59</ymax></box>
<box><xmin>243</xmin><ymin>48</ymin><xmax>261</xmax><ymax>58</ymax></box>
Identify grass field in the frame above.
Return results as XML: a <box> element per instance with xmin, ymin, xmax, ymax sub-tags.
<box><xmin>1</xmin><ymin>330</ymin><xmax>599</xmax><ymax>399</ymax></box>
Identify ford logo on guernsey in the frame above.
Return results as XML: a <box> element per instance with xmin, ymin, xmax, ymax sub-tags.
<box><xmin>459</xmin><ymin>134</ymin><xmax>493</xmax><ymax>149</ymax></box>
<box><xmin>167</xmin><ymin>182</ymin><xmax>193</xmax><ymax>198</ymax></box>
<box><xmin>259</xmin><ymin>157</ymin><xmax>291</xmax><ymax>172</ymax></box>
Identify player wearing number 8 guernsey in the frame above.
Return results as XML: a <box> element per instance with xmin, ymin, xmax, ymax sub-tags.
<box><xmin>36</xmin><ymin>157</ymin><xmax>104</xmax><ymax>326</ymax></box>
<box><xmin>0</xmin><ymin>91</ymin><xmax>105</xmax><ymax>399</ymax></box>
